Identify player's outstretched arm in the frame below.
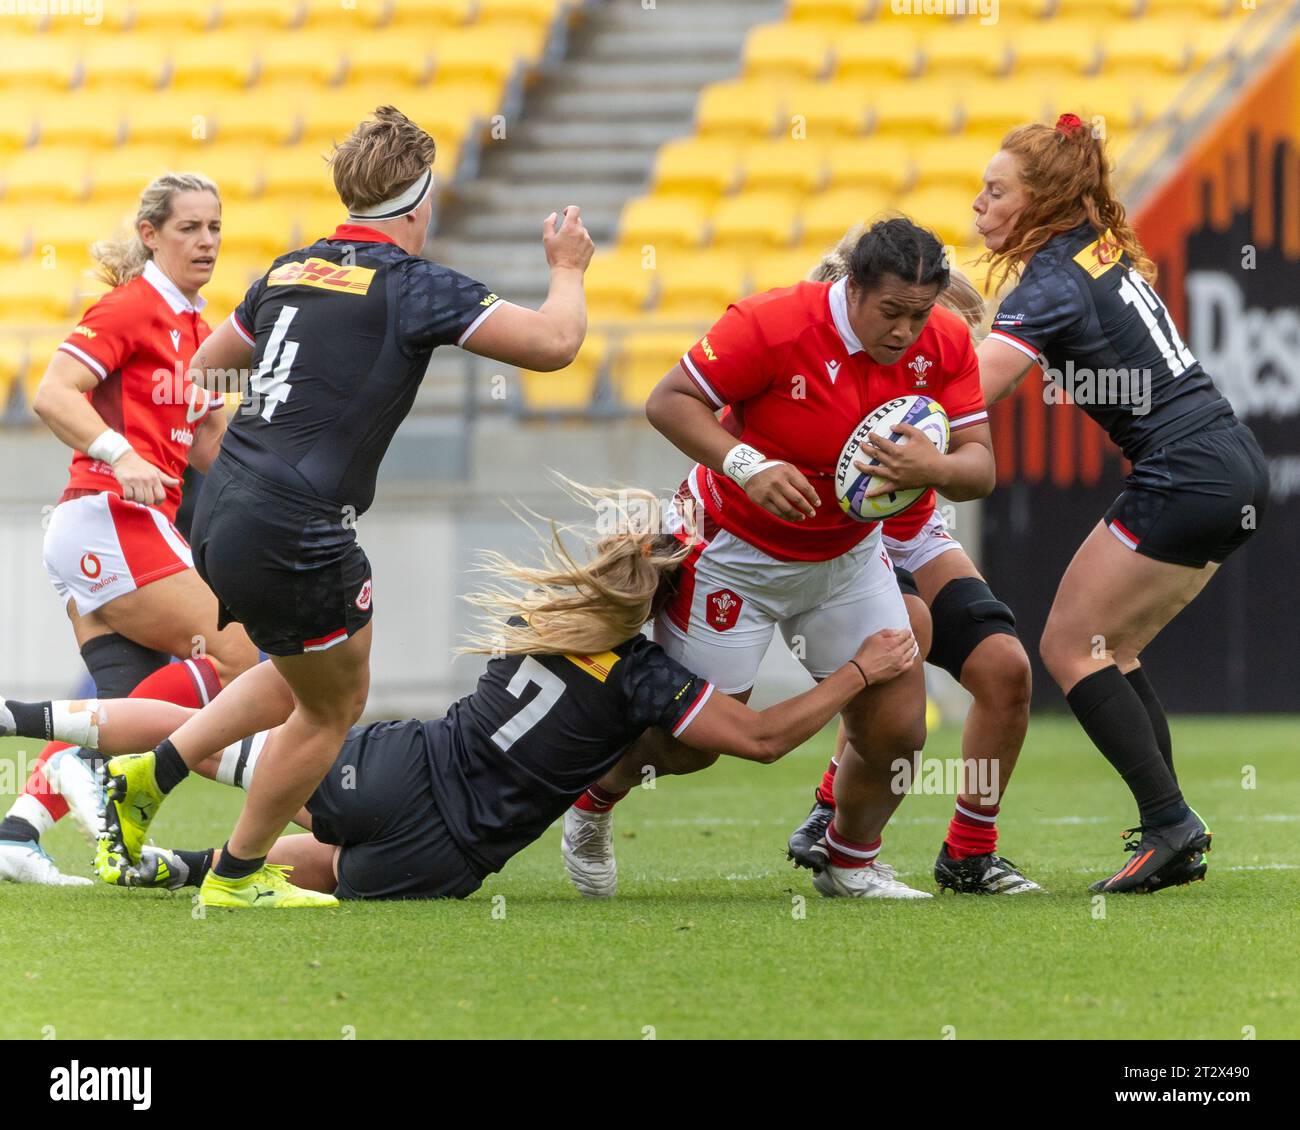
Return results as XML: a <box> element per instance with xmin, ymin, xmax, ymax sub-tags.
<box><xmin>676</xmin><ymin>628</ymin><xmax>916</xmax><ymax>764</ymax></box>
<box><xmin>977</xmin><ymin>335</ymin><xmax>1036</xmax><ymax>405</ymax></box>
<box><xmin>461</xmin><ymin>205</ymin><xmax>594</xmax><ymax>371</ymax></box>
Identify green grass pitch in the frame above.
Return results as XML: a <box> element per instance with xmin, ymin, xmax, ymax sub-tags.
<box><xmin>1</xmin><ymin>715</ymin><xmax>1296</xmax><ymax>1040</ymax></box>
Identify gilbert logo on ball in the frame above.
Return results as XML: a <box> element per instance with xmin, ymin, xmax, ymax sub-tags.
<box><xmin>834</xmin><ymin>395</ymin><xmax>950</xmax><ymax>522</ymax></box>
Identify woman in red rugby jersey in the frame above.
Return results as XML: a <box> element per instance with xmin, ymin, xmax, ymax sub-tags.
<box><xmin>0</xmin><ymin>174</ymin><xmax>258</xmax><ymax>885</ymax></box>
<box><xmin>562</xmin><ymin>217</ymin><xmax>998</xmax><ymax>901</ymax></box>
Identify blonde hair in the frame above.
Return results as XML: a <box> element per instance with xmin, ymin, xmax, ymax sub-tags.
<box><xmin>328</xmin><ymin>105</ymin><xmax>437</xmax><ymax>213</ymax></box>
<box><xmin>985</xmin><ymin>119</ymin><xmax>1155</xmax><ymax>292</ymax></box>
<box><xmin>809</xmin><ymin>225</ymin><xmax>987</xmax><ymax>331</ymax></box>
<box><xmin>460</xmin><ymin>481</ymin><xmax>691</xmax><ymax>658</ymax></box>
<box><xmin>91</xmin><ymin>172</ymin><xmax>220</xmax><ymax>288</ymax></box>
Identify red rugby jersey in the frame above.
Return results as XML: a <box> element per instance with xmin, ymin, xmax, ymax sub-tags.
<box><xmin>56</xmin><ymin>260</ymin><xmax>214</xmax><ymax>523</ymax></box>
<box><xmin>681</xmin><ymin>279</ymin><xmax>986</xmax><ymax>561</ymax></box>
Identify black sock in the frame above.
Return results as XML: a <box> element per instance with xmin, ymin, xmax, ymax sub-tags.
<box><xmin>75</xmin><ymin>746</ymin><xmax>108</xmax><ymax>776</ymax></box>
<box><xmin>213</xmin><ymin>842</ymin><xmax>266</xmax><ymax>881</ymax></box>
<box><xmin>1066</xmin><ymin>666</ymin><xmax>1188</xmax><ymax>827</ymax></box>
<box><xmin>79</xmin><ymin>633</ymin><xmax>169</xmax><ymax>700</ymax></box>
<box><xmin>0</xmin><ymin>815</ymin><xmax>40</xmax><ymax>843</ymax></box>
<box><xmin>153</xmin><ymin>739</ymin><xmax>190</xmax><ymax>795</ymax></box>
<box><xmin>1124</xmin><ymin>666</ymin><xmax>1174</xmax><ymax>785</ymax></box>
<box><xmin>4</xmin><ymin>700</ymin><xmax>53</xmax><ymax>741</ymax></box>
<box><xmin>176</xmin><ymin>848</ymin><xmax>214</xmax><ymax>887</ymax></box>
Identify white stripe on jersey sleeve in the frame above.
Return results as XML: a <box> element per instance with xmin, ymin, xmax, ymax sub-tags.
<box><xmin>230</xmin><ymin>313</ymin><xmax>255</xmax><ymax>347</ymax></box>
<box><xmin>680</xmin><ymin>353</ymin><xmax>725</xmax><ymax>409</ymax></box>
<box><xmin>986</xmin><ymin>331</ymin><xmax>1041</xmax><ymax>362</ymax></box>
<box><xmin>58</xmin><ymin>342</ymin><xmax>108</xmax><ymax>381</ymax></box>
<box><xmin>949</xmin><ymin>409</ymin><xmax>989</xmax><ymax>430</ymax></box>
<box><xmin>456</xmin><ymin>297</ymin><xmax>504</xmax><ymax>348</ymax></box>
<box><xmin>671</xmin><ymin>682</ymin><xmax>715</xmax><ymax>738</ymax></box>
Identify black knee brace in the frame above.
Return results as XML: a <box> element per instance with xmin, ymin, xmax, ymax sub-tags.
<box><xmin>79</xmin><ymin>633</ymin><xmax>170</xmax><ymax>700</ymax></box>
<box><xmin>893</xmin><ymin>565</ymin><xmax>920</xmax><ymax>599</ymax></box>
<box><xmin>926</xmin><ymin>577</ymin><xmax>1018</xmax><ymax>681</ymax></box>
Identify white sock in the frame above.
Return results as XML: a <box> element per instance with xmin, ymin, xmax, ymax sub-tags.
<box><xmin>51</xmin><ymin>700</ymin><xmax>101</xmax><ymax>749</ymax></box>
<box><xmin>5</xmin><ymin>794</ymin><xmax>55</xmax><ymax>838</ymax></box>
<box><xmin>215</xmin><ymin>731</ymin><xmax>266</xmax><ymax>790</ymax></box>
<box><xmin>0</xmin><ymin>700</ymin><xmax>16</xmax><ymax>737</ymax></box>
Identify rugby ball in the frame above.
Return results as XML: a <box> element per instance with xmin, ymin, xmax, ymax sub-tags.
<box><xmin>835</xmin><ymin>395</ymin><xmax>951</xmax><ymax>521</ymax></box>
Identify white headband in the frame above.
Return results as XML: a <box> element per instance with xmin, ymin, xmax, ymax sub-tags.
<box><xmin>347</xmin><ymin>168</ymin><xmax>433</xmax><ymax>222</ymax></box>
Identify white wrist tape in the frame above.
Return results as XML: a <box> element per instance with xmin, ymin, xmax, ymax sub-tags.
<box><xmin>87</xmin><ymin>429</ymin><xmax>133</xmax><ymax>466</ymax></box>
<box><xmin>722</xmin><ymin>443</ymin><xmax>784</xmax><ymax>488</ymax></box>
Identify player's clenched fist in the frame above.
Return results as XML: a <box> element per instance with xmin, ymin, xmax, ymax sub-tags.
<box><xmin>543</xmin><ymin>205</ymin><xmax>595</xmax><ymax>272</ymax></box>
<box><xmin>112</xmin><ymin>451</ymin><xmax>180</xmax><ymax>507</ymax></box>
<box><xmin>852</xmin><ymin>628</ymin><xmax>918</xmax><ymax>686</ymax></box>
<box><xmin>745</xmin><ymin>463</ymin><xmax>821</xmax><ymax>522</ymax></box>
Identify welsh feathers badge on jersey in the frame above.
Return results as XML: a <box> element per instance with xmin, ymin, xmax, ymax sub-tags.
<box><xmin>706</xmin><ymin>588</ymin><xmax>743</xmax><ymax>632</ymax></box>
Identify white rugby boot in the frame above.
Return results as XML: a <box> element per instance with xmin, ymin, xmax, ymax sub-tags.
<box><xmin>0</xmin><ymin>840</ymin><xmax>92</xmax><ymax>886</ymax></box>
<box><xmin>42</xmin><ymin>748</ymin><xmax>104</xmax><ymax>844</ymax></box>
<box><xmin>813</xmin><ymin>859</ymin><xmax>933</xmax><ymax>899</ymax></box>
<box><xmin>562</xmin><ymin>806</ymin><xmax>617</xmax><ymax>898</ymax></box>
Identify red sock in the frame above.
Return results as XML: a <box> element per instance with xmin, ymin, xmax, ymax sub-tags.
<box><xmin>573</xmin><ymin>784</ymin><xmax>627</xmax><ymax>813</ymax></box>
<box><xmin>825</xmin><ymin>823</ymin><xmax>881</xmax><ymax>869</ymax></box>
<box><xmin>945</xmin><ymin>799</ymin><xmax>999</xmax><ymax>859</ymax></box>
<box><xmin>814</xmin><ymin>757</ymin><xmax>839</xmax><ymax>807</ymax></box>
<box><xmin>19</xmin><ymin>742</ymin><xmax>72</xmax><ymax>820</ymax></box>
<box><xmin>128</xmin><ymin>656</ymin><xmax>223</xmax><ymax>707</ymax></box>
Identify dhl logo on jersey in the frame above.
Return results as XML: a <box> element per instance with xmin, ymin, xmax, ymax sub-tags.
<box><xmin>267</xmin><ymin>257</ymin><xmax>375</xmax><ymax>295</ymax></box>
<box><xmin>1073</xmin><ymin>230</ymin><xmax>1122</xmax><ymax>278</ymax></box>
<box><xmin>564</xmin><ymin>650</ymin><xmax>622</xmax><ymax>682</ymax></box>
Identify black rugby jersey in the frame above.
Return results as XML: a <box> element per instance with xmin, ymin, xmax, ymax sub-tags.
<box><xmin>424</xmin><ymin>633</ymin><xmax>713</xmax><ymax>877</ymax></box>
<box><xmin>226</xmin><ymin>224</ymin><xmax>500</xmax><ymax>512</ymax></box>
<box><xmin>990</xmin><ymin>222</ymin><xmax>1233</xmax><ymax>462</ymax></box>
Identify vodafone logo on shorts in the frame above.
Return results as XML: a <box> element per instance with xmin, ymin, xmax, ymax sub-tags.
<box><xmin>80</xmin><ymin>553</ymin><xmax>102</xmax><ymax>579</ymax></box>
<box><xmin>355</xmin><ymin>579</ymin><xmax>373</xmax><ymax>612</ymax></box>
<box><xmin>706</xmin><ymin>588</ymin><xmax>743</xmax><ymax>632</ymax></box>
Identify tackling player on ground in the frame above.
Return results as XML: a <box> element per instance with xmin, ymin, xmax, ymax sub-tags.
<box><xmin>785</xmin><ymin>231</ymin><xmax>1039</xmax><ymax>895</ymax></box>
<box><xmin>974</xmin><ymin>114</ymin><xmax>1269</xmax><ymax>892</ymax></box>
<box><xmin>2</xmin><ymin>485</ymin><xmax>915</xmax><ymax>902</ymax></box>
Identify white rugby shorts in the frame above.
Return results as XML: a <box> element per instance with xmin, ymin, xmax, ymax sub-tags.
<box><xmin>882</xmin><ymin>509</ymin><xmax>964</xmax><ymax>576</ymax></box>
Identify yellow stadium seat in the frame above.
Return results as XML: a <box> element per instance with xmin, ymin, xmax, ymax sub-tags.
<box><xmin>216</xmin><ymin>199</ymin><xmax>302</xmax><ymax>258</ymax></box>
<box><xmin>650</xmin><ymin>251</ymin><xmax>749</xmax><ymax>317</ymax></box>
<box><xmin>80</xmin><ymin>36</ymin><xmax>170</xmax><ymax>89</ymax></box>
<box><xmin>748</xmin><ymin>248</ymin><xmax>828</xmax><ymax>293</ymax></box>
<box><xmin>992</xmin><ymin>0</ymin><xmax>1055</xmax><ymax>14</ymax></box>
<box><xmin>823</xmin><ymin>137</ymin><xmax>913</xmax><ymax>193</ymax></box>
<box><xmin>922</xmin><ymin>26</ymin><xmax>1010</xmax><ymax>79</ymax></box>
<box><xmin>433</xmin><ymin>24</ymin><xmax>548</xmax><ymax>83</ymax></box>
<box><xmin>619</xmin><ymin>195</ymin><xmax>710</xmax><ymax>250</ymax></box>
<box><xmin>742</xmin><ymin>22</ymin><xmax>831</xmax><ymax>81</ymax></box>
<box><xmin>1144</xmin><ymin>0</ymin><xmax>1236</xmax><ymax>15</ymax></box>
<box><xmin>519</xmin><ymin>334</ymin><xmax>604</xmax><ymax>413</ymax></box>
<box><xmin>960</xmin><ymin>81</ymin><xmax>1054</xmax><ymax>135</ymax></box>
<box><xmin>583</xmin><ymin>251</ymin><xmax>655</xmax><ymax>319</ymax></box>
<box><xmin>652</xmin><ymin>137</ymin><xmax>740</xmax><ymax>199</ymax></box>
<box><xmin>832</xmin><ymin>25</ymin><xmax>923</xmax><ymax>82</ymax></box>
<box><xmin>1003</xmin><ymin>22</ymin><xmax>1102</xmax><ymax>75</ymax></box>
<box><xmin>129</xmin><ymin>0</ymin><xmax>218</xmax><ymax>32</ymax></box>
<box><xmin>215</xmin><ymin>0</ymin><xmax>303</xmax><ymax>30</ymax></box>
<box><xmin>893</xmin><ymin>186</ymin><xmax>978</xmax><ymax>247</ymax></box>
<box><xmin>187</xmin><ymin>146</ymin><xmax>263</xmax><ymax>199</ymax></box>
<box><xmin>696</xmin><ymin>81</ymin><xmax>785</xmax><ymax>137</ymax></box>
<box><xmin>345</xmin><ymin>31</ymin><xmax>436</xmax><ymax>85</ymax></box>
<box><xmin>476</xmin><ymin>0</ymin><xmax>567</xmax><ymax>26</ymax></box>
<box><xmin>610</xmin><ymin>329</ymin><xmax>696</xmax><ymax>408</ymax></box>
<box><xmin>206</xmin><ymin>88</ymin><xmax>305</xmax><ymax>145</ymax></box>
<box><xmin>170</xmin><ymin>34</ymin><xmax>259</xmax><ymax>89</ymax></box>
<box><xmin>788</xmin><ymin>0</ymin><xmax>874</xmax><ymax>21</ymax></box>
<box><xmin>299</xmin><ymin>0</ymin><xmax>391</xmax><ymax>28</ymax></box>
<box><xmin>1134</xmin><ymin>76</ymin><xmax>1197</xmax><ymax>127</ymax></box>
<box><xmin>38</xmin><ymin>94</ymin><xmax>125</xmax><ymax>147</ymax></box>
<box><xmin>30</xmin><ymin>203</ymin><xmax>137</xmax><ymax>260</ymax></box>
<box><xmin>799</xmin><ymin>187</ymin><xmax>895</xmax><ymax>248</ymax></box>
<box><xmin>89</xmin><ymin>147</ymin><xmax>183</xmax><ymax>199</ymax></box>
<box><xmin>783</xmin><ymin>81</ymin><xmax>872</xmax><ymax>139</ymax></box>
<box><xmin>259</xmin><ymin>33</ymin><xmax>349</xmax><ymax>85</ymax></box>
<box><xmin>0</xmin><ymin>338</ymin><xmax>25</xmax><ymax>409</ymax></box>
<box><xmin>1101</xmin><ymin>22</ymin><xmax>1195</xmax><ymax>75</ymax></box>
<box><xmin>3</xmin><ymin>38</ymin><xmax>79</xmax><ymax>89</ymax></box>
<box><xmin>912</xmin><ymin>137</ymin><xmax>1001</xmax><ymax>194</ymax></box>
<box><xmin>387</xmin><ymin>0</ymin><xmax>476</xmax><ymax>27</ymax></box>
<box><xmin>0</xmin><ymin>263</ymin><xmax>83</xmax><ymax>322</ymax></box>
<box><xmin>376</xmin><ymin>82</ymin><xmax>498</xmax><ymax>143</ymax></box>
<box><xmin>738</xmin><ymin>140</ymin><xmax>826</xmax><ymax>194</ymax></box>
<box><xmin>299</xmin><ymin>199</ymin><xmax>349</xmax><ymax>243</ymax></box>
<box><xmin>4</xmin><ymin>147</ymin><xmax>90</xmax><ymax>202</ymax></box>
<box><xmin>710</xmin><ymin>192</ymin><xmax>800</xmax><ymax>251</ymax></box>
<box><xmin>1053</xmin><ymin>0</ymin><xmax>1142</xmax><ymax>16</ymax></box>
<box><xmin>0</xmin><ymin>206</ymin><xmax>31</xmax><ymax>259</ymax></box>
<box><xmin>870</xmin><ymin>83</ymin><xmax>960</xmax><ymax>135</ymax></box>
<box><xmin>121</xmin><ymin>101</ymin><xmax>210</xmax><ymax>147</ymax></box>
<box><xmin>1047</xmin><ymin>77</ymin><xmax>1142</xmax><ymax>133</ymax></box>
<box><xmin>0</xmin><ymin>104</ymin><xmax>37</xmax><ymax>149</ymax></box>
<box><xmin>261</xmin><ymin>146</ymin><xmax>337</xmax><ymax>199</ymax></box>
<box><xmin>26</xmin><ymin>334</ymin><xmax>74</xmax><ymax>404</ymax></box>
